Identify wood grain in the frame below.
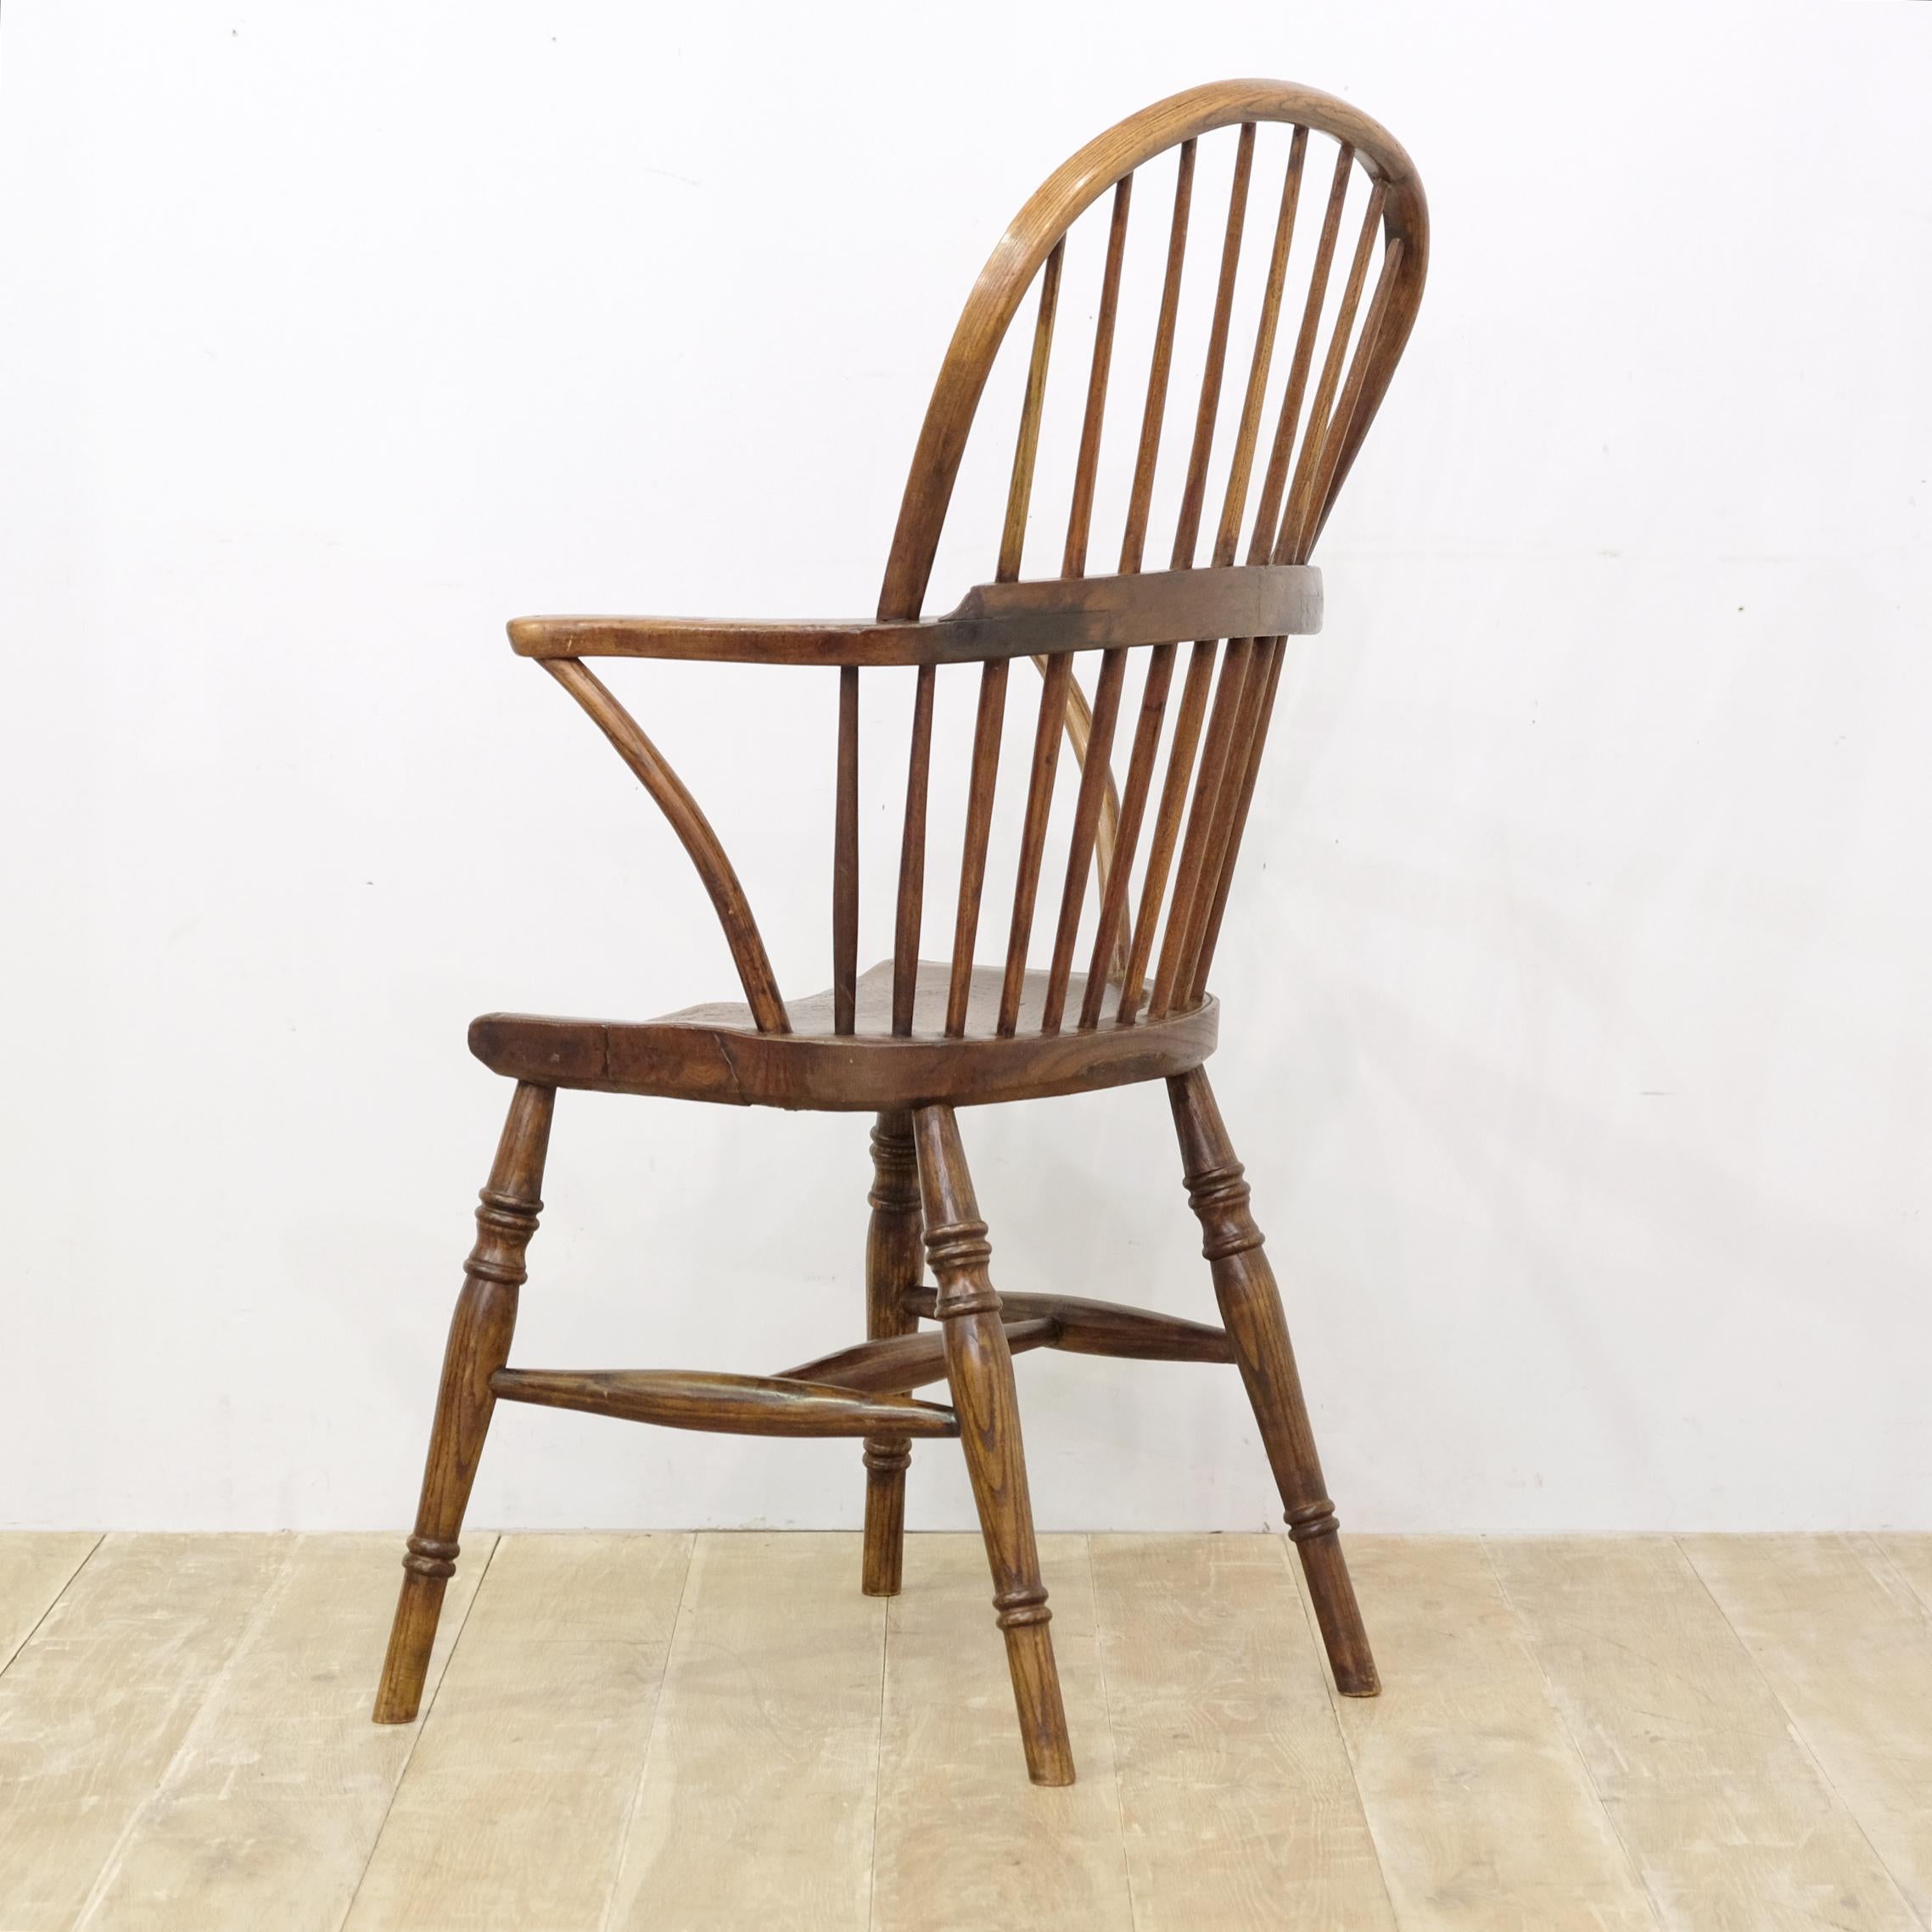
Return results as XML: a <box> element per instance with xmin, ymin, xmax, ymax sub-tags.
<box><xmin>1170</xmin><ymin>1067</ymin><xmax>1375</xmax><ymax>1694</ymax></box>
<box><xmin>1325</xmin><ymin>1537</ymin><xmax>1655</xmax><ymax>1932</ymax></box>
<box><xmin>1000</xmin><ymin>653</ymin><xmax>1073</xmax><ymax>1034</ymax></box>
<box><xmin>72</xmin><ymin>1536</ymin><xmax>484</xmax><ymax>1932</ymax></box>
<box><xmin>871</xmin><ymin>1534</ymin><xmax>1129</xmax><ymax>1931</ymax></box>
<box><xmin>946</xmin><ymin>658</ymin><xmax>1010</xmax><ymax>1035</ymax></box>
<box><xmin>1093</xmin><ymin>1532</ymin><xmax>1392</xmax><ymax>1929</ymax></box>
<box><xmin>1062</xmin><ymin>175</ymin><xmax>1133</xmax><ymax>578</ymax></box>
<box><xmin>833</xmin><ymin>664</ymin><xmax>859</xmax><ymax>1033</ymax></box>
<box><xmin>0</xmin><ymin>1535</ymin><xmax>294</xmax><ymax>1931</ymax></box>
<box><xmin>471</xmin><ymin>959</ymin><xmax>1218</xmax><ymax>1112</ymax></box>
<box><xmin>511</xmin><ymin>563</ymin><xmax>1323</xmax><ymax>665</ymax></box>
<box><xmin>490</xmin><ymin>1367</ymin><xmax>961</xmax><ymax>1438</ymax></box>
<box><xmin>1488</xmin><ymin>1534</ymin><xmax>1918</xmax><ymax>1932</ymax></box>
<box><xmin>1117</xmin><ymin>638</ymin><xmax>1216</xmax><ymax>1021</ymax></box>
<box><xmin>860</xmin><ymin>1110</ymin><xmax>924</xmax><ymax>1593</ymax></box>
<box><xmin>916</xmin><ymin>1106</ymin><xmax>1072</xmax><ymax>1784</ymax></box>
<box><xmin>784</xmin><ymin>1318</ymin><xmax>1057</xmax><ymax>1394</ymax></box>
<box><xmin>1250</xmin><ymin>141</ymin><xmax>1353</xmax><ymax>565</ymax></box>
<box><xmin>0</xmin><ymin>1532</ymin><xmax>98</xmax><ymax>1673</ymax></box>
<box><xmin>1871</xmin><ymin>1532</ymin><xmax>1932</xmax><ymax>1617</ymax></box>
<box><xmin>901</xmin><ymin>1283</ymin><xmax>1235</xmax><ymax>1363</ymax></box>
<box><xmin>1681</xmin><ymin>1533</ymin><xmax>1932</xmax><ymax>1925</ymax></box>
<box><xmin>1118</xmin><ymin>140</ymin><xmax>1195</xmax><ymax>574</ymax></box>
<box><xmin>1213</xmin><ymin>126</ymin><xmax>1308</xmax><ymax>566</ymax></box>
<box><xmin>375</xmin><ymin>1080</ymin><xmax>552</xmax><ymax>1726</ymax></box>
<box><xmin>541</xmin><ymin>659</ymin><xmax>789</xmax><ymax>1032</ymax></box>
<box><xmin>347</xmin><ymin>1533</ymin><xmax>692</xmax><ymax>1931</ymax></box>
<box><xmin>5</xmin><ymin>1534</ymin><xmax>1926</xmax><ymax>1925</ymax></box>
<box><xmin>1041</xmin><ymin>647</ymin><xmax>1127</xmax><ymax>1031</ymax></box>
<box><xmin>607</xmin><ymin>1534</ymin><xmax>885</xmax><ymax>1931</ymax></box>
<box><xmin>998</xmin><ymin>239</ymin><xmax>1063</xmax><ymax>582</ymax></box>
<box><xmin>1169</xmin><ymin>120</ymin><xmax>1256</xmax><ymax>569</ymax></box>
<box><xmin>893</xmin><ymin>662</ymin><xmax>939</xmax><ymax>1039</ymax></box>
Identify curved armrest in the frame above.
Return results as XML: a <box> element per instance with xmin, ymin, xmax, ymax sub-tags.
<box><xmin>507</xmin><ymin>563</ymin><xmax>1321</xmax><ymax>666</ymax></box>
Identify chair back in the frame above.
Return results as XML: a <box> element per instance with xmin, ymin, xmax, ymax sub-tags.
<box><xmin>840</xmin><ymin>81</ymin><xmax>1428</xmax><ymax>1040</ymax></box>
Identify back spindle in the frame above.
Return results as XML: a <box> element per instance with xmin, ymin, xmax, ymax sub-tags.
<box><xmin>1280</xmin><ymin>178</ymin><xmax>1386</xmax><ymax>563</ymax></box>
<box><xmin>1214</xmin><ymin>126</ymin><xmax>1308</xmax><ymax>568</ymax></box>
<box><xmin>1249</xmin><ymin>142</ymin><xmax>1352</xmax><ymax>570</ymax></box>
<box><xmin>1172</xmin><ymin>122</ymin><xmax>1256</xmax><ymax>570</ymax></box>
<box><xmin>947</xmin><ymin>657</ymin><xmax>1010</xmax><ymax>1035</ymax></box>
<box><xmin>1000</xmin><ymin>652</ymin><xmax>1072</xmax><ymax>1034</ymax></box>
<box><xmin>1040</xmin><ymin>646</ymin><xmax>1127</xmax><ymax>1032</ymax></box>
<box><xmin>1149</xmin><ymin>636</ymin><xmax>1255</xmax><ymax>1020</ymax></box>
<box><xmin>892</xmin><ymin>663</ymin><xmax>938</xmax><ymax>1034</ymax></box>
<box><xmin>834</xmin><ymin>666</ymin><xmax>859</xmax><ymax>1033</ymax></box>
<box><xmin>1119</xmin><ymin>140</ymin><xmax>1196</xmax><ymax>575</ymax></box>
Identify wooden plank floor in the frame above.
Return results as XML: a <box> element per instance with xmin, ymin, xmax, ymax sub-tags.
<box><xmin>1</xmin><ymin>1533</ymin><xmax>1927</xmax><ymax>1931</ymax></box>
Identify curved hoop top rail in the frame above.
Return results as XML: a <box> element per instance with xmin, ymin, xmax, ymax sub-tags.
<box><xmin>878</xmin><ymin>78</ymin><xmax>1428</xmax><ymax>620</ymax></box>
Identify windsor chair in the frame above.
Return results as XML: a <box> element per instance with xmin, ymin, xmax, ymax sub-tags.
<box><xmin>372</xmin><ymin>78</ymin><xmax>1427</xmax><ymax>1787</ymax></box>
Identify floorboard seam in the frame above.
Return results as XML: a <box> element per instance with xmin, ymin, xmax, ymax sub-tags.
<box><xmin>1477</xmin><ymin>1536</ymin><xmax>1668</xmax><ymax>1932</ymax></box>
<box><xmin>1083</xmin><ymin>1537</ymin><xmax>1140</xmax><ymax>1931</ymax></box>
<box><xmin>335</xmin><ymin>1530</ymin><xmax>502</xmax><ymax>1932</ymax></box>
<box><xmin>865</xmin><ymin>1561</ymin><xmax>890</xmax><ymax>1932</ymax></box>
<box><xmin>1673</xmin><ymin>1533</ymin><xmax>1928</xmax><ymax>1932</ymax></box>
<box><xmin>594</xmin><ymin>1529</ymin><xmax>699</xmax><ymax>1932</ymax></box>
<box><xmin>70</xmin><ymin>1534</ymin><xmax>303</xmax><ymax>1932</ymax></box>
<box><xmin>1857</xmin><ymin>1531</ymin><xmax>1932</xmax><ymax>1627</ymax></box>
<box><xmin>1276</xmin><ymin>1537</ymin><xmax>1403</xmax><ymax>1930</ymax></box>
<box><xmin>0</xmin><ymin>1532</ymin><xmax>103</xmax><ymax>1679</ymax></box>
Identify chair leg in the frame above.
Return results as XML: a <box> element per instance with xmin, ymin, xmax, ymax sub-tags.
<box><xmin>911</xmin><ymin>1104</ymin><xmax>1074</xmax><ymax>1786</ymax></box>
<box><xmin>1167</xmin><ymin>1067</ymin><xmax>1380</xmax><ymax>1697</ymax></box>
<box><xmin>861</xmin><ymin>1109</ymin><xmax>922</xmax><ymax>1596</ymax></box>
<box><xmin>372</xmin><ymin>1080</ymin><xmax>555</xmax><ymax>1724</ymax></box>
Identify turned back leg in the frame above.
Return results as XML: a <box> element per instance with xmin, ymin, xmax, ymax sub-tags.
<box><xmin>1168</xmin><ymin>1067</ymin><xmax>1379</xmax><ymax>1697</ymax></box>
<box><xmin>912</xmin><ymin>1104</ymin><xmax>1073</xmax><ymax>1785</ymax></box>
<box><xmin>860</xmin><ymin>1109</ymin><xmax>922</xmax><ymax>1595</ymax></box>
<box><xmin>372</xmin><ymin>1080</ymin><xmax>554</xmax><ymax>1723</ymax></box>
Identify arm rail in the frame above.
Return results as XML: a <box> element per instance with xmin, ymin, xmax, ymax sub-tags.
<box><xmin>509</xmin><ymin>563</ymin><xmax>1321</xmax><ymax>666</ymax></box>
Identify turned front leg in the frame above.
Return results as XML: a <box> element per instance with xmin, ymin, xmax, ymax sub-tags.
<box><xmin>372</xmin><ymin>1081</ymin><xmax>554</xmax><ymax>1723</ymax></box>
<box><xmin>912</xmin><ymin>1105</ymin><xmax>1073</xmax><ymax>1786</ymax></box>
<box><xmin>861</xmin><ymin>1109</ymin><xmax>923</xmax><ymax>1596</ymax></box>
<box><xmin>1168</xmin><ymin>1067</ymin><xmax>1379</xmax><ymax>1697</ymax></box>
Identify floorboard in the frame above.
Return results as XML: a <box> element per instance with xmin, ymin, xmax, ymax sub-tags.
<box><xmin>2</xmin><ymin>1531</ymin><xmax>1925</xmax><ymax>1932</ymax></box>
<box><xmin>71</xmin><ymin>1534</ymin><xmax>485</xmax><ymax>1932</ymax></box>
<box><xmin>1681</xmin><ymin>1534</ymin><xmax>1932</xmax><ymax>1928</ymax></box>
<box><xmin>1092</xmin><ymin>1532</ymin><xmax>1394</xmax><ymax>1931</ymax></box>
<box><xmin>1488</xmin><ymin>1535</ymin><xmax>1918</xmax><ymax>1932</ymax></box>
<box><xmin>0</xmin><ymin>1534</ymin><xmax>100</xmax><ymax>1676</ymax></box>
<box><xmin>1324</xmin><ymin>1537</ymin><xmax>1655</xmax><ymax>1932</ymax></box>
<box><xmin>870</xmin><ymin>1532</ymin><xmax>1133</xmax><ymax>1932</ymax></box>
<box><xmin>342</xmin><ymin>1532</ymin><xmax>690</xmax><ymax>1932</ymax></box>
<box><xmin>604</xmin><ymin>1532</ymin><xmax>885</xmax><ymax>1932</ymax></box>
<box><xmin>1871</xmin><ymin>1535</ymin><xmax>1932</xmax><ymax>1619</ymax></box>
<box><xmin>0</xmin><ymin>1535</ymin><xmax>293</xmax><ymax>1931</ymax></box>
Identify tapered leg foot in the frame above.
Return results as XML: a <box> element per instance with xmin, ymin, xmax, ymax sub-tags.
<box><xmin>913</xmin><ymin>1105</ymin><xmax>1074</xmax><ymax>1786</ymax></box>
<box><xmin>860</xmin><ymin>1111</ymin><xmax>922</xmax><ymax>1597</ymax></box>
<box><xmin>372</xmin><ymin>1081</ymin><xmax>554</xmax><ymax>1724</ymax></box>
<box><xmin>1168</xmin><ymin>1067</ymin><xmax>1379</xmax><ymax>1697</ymax></box>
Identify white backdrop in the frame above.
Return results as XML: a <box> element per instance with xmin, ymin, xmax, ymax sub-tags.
<box><xmin>3</xmin><ymin>0</ymin><xmax>1928</xmax><ymax>1534</ymax></box>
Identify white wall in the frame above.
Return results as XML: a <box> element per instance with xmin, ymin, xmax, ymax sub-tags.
<box><xmin>3</xmin><ymin>0</ymin><xmax>1928</xmax><ymax>1534</ymax></box>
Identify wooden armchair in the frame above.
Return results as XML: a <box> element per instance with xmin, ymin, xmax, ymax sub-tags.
<box><xmin>372</xmin><ymin>78</ymin><xmax>1428</xmax><ymax>1787</ymax></box>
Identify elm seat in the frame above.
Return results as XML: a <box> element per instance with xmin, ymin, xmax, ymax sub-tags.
<box><xmin>469</xmin><ymin>960</ymin><xmax>1220</xmax><ymax>1111</ymax></box>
